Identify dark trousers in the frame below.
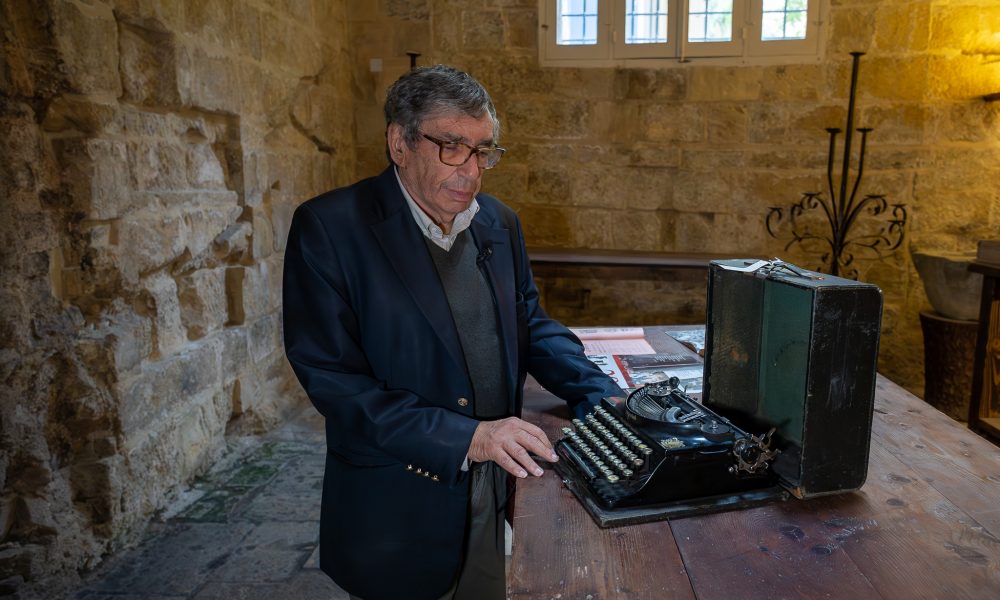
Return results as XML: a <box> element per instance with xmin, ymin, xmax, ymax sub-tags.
<box><xmin>451</xmin><ymin>460</ymin><xmax>506</xmax><ymax>599</ymax></box>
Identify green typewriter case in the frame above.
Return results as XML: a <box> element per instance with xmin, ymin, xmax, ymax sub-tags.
<box><xmin>703</xmin><ymin>259</ymin><xmax>883</xmax><ymax>499</ymax></box>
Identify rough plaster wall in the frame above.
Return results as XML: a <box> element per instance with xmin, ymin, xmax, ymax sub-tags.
<box><xmin>0</xmin><ymin>0</ymin><xmax>353</xmax><ymax>593</ymax></box>
<box><xmin>348</xmin><ymin>0</ymin><xmax>1000</xmax><ymax>399</ymax></box>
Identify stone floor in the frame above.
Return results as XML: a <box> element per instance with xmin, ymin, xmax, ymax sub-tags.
<box><xmin>71</xmin><ymin>403</ymin><xmax>349</xmax><ymax>600</ymax></box>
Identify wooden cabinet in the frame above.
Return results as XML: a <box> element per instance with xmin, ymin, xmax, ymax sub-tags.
<box><xmin>968</xmin><ymin>261</ymin><xmax>1000</xmax><ymax>441</ymax></box>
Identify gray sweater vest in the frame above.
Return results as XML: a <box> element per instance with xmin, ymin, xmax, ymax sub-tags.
<box><xmin>424</xmin><ymin>232</ymin><xmax>509</xmax><ymax>419</ymax></box>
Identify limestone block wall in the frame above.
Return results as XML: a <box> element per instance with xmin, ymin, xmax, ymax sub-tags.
<box><xmin>0</xmin><ymin>0</ymin><xmax>353</xmax><ymax>591</ymax></box>
<box><xmin>348</xmin><ymin>0</ymin><xmax>1000</xmax><ymax>399</ymax></box>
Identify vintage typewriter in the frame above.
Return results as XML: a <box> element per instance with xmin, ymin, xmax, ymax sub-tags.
<box><xmin>554</xmin><ymin>258</ymin><xmax>883</xmax><ymax>527</ymax></box>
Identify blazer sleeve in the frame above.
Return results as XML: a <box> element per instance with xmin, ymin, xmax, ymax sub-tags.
<box><xmin>508</xmin><ymin>214</ymin><xmax>624</xmax><ymax>419</ymax></box>
<box><xmin>282</xmin><ymin>202</ymin><xmax>478</xmax><ymax>486</ymax></box>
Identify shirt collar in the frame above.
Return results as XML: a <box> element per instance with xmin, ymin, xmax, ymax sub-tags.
<box><xmin>394</xmin><ymin>166</ymin><xmax>479</xmax><ymax>252</ymax></box>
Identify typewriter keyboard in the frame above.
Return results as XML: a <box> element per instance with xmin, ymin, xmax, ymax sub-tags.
<box><xmin>560</xmin><ymin>407</ymin><xmax>652</xmax><ymax>483</ymax></box>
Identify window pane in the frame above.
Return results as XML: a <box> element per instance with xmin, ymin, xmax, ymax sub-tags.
<box><xmin>761</xmin><ymin>0</ymin><xmax>809</xmax><ymax>41</ymax></box>
<box><xmin>689</xmin><ymin>0</ymin><xmax>732</xmax><ymax>42</ymax></box>
<box><xmin>761</xmin><ymin>13</ymin><xmax>785</xmax><ymax>40</ymax></box>
<box><xmin>785</xmin><ymin>10</ymin><xmax>807</xmax><ymax>38</ymax></box>
<box><xmin>688</xmin><ymin>14</ymin><xmax>707</xmax><ymax>41</ymax></box>
<box><xmin>626</xmin><ymin>0</ymin><xmax>668</xmax><ymax>44</ymax></box>
<box><xmin>707</xmin><ymin>14</ymin><xmax>732</xmax><ymax>40</ymax></box>
<box><xmin>557</xmin><ymin>0</ymin><xmax>598</xmax><ymax>45</ymax></box>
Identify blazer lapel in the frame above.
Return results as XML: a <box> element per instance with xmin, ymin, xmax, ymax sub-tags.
<box><xmin>369</xmin><ymin>174</ymin><xmax>467</xmax><ymax>376</ymax></box>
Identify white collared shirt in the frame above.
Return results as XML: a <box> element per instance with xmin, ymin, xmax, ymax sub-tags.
<box><xmin>395</xmin><ymin>167</ymin><xmax>479</xmax><ymax>251</ymax></box>
<box><xmin>394</xmin><ymin>168</ymin><xmax>480</xmax><ymax>472</ymax></box>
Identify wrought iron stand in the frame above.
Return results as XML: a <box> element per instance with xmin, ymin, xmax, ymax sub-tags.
<box><xmin>766</xmin><ymin>52</ymin><xmax>907</xmax><ymax>279</ymax></box>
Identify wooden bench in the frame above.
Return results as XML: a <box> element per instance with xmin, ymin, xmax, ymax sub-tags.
<box><xmin>527</xmin><ymin>249</ymin><xmax>755</xmax><ymax>327</ymax></box>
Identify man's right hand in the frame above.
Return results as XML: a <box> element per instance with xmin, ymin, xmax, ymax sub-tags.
<box><xmin>468</xmin><ymin>417</ymin><xmax>558</xmax><ymax>478</ymax></box>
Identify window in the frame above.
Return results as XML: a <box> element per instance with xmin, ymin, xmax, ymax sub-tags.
<box><xmin>688</xmin><ymin>0</ymin><xmax>734</xmax><ymax>42</ymax></box>
<box><xmin>761</xmin><ymin>0</ymin><xmax>808</xmax><ymax>40</ymax></box>
<box><xmin>539</xmin><ymin>0</ymin><xmax>824</xmax><ymax>66</ymax></box>
<box><xmin>625</xmin><ymin>1</ymin><xmax>669</xmax><ymax>44</ymax></box>
<box><xmin>558</xmin><ymin>0</ymin><xmax>600</xmax><ymax>44</ymax></box>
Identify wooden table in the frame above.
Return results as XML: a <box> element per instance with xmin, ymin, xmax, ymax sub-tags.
<box><xmin>509</xmin><ymin>375</ymin><xmax>1000</xmax><ymax>599</ymax></box>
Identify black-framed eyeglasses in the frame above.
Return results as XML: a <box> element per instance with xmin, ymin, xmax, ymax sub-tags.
<box><xmin>420</xmin><ymin>133</ymin><xmax>506</xmax><ymax>169</ymax></box>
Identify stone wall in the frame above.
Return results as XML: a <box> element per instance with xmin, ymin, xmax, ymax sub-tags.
<box><xmin>2</xmin><ymin>0</ymin><xmax>998</xmax><ymax>594</ymax></box>
<box><xmin>348</xmin><ymin>0</ymin><xmax>1000</xmax><ymax>398</ymax></box>
<box><xmin>0</xmin><ymin>0</ymin><xmax>353</xmax><ymax>593</ymax></box>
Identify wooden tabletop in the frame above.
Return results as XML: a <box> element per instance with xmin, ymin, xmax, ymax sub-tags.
<box><xmin>509</xmin><ymin>375</ymin><xmax>1000</xmax><ymax>599</ymax></box>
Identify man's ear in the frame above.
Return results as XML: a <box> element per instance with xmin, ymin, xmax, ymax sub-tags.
<box><xmin>387</xmin><ymin>123</ymin><xmax>407</xmax><ymax>166</ymax></box>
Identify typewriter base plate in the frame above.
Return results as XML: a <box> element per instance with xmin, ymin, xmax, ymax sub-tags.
<box><xmin>553</xmin><ymin>460</ymin><xmax>790</xmax><ymax>528</ymax></box>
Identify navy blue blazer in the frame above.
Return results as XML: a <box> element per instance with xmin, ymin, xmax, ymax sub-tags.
<box><xmin>282</xmin><ymin>167</ymin><xmax>621</xmax><ymax>599</ymax></box>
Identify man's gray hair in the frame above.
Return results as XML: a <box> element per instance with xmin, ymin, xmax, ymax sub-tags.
<box><xmin>384</xmin><ymin>65</ymin><xmax>500</xmax><ymax>154</ymax></box>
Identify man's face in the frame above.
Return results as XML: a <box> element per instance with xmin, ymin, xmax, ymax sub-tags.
<box><xmin>388</xmin><ymin>112</ymin><xmax>494</xmax><ymax>231</ymax></box>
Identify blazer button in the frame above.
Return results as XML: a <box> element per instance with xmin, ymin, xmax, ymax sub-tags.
<box><xmin>457</xmin><ymin>397</ymin><xmax>469</xmax><ymax>407</ymax></box>
<box><xmin>432</xmin><ymin>475</ymin><xmax>440</xmax><ymax>482</ymax></box>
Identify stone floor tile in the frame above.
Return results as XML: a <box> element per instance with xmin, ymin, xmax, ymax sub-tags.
<box><xmin>286</xmin><ymin>570</ymin><xmax>350</xmax><ymax>599</ymax></box>
<box><xmin>233</xmin><ymin>461</ymin><xmax>323</xmax><ymax>526</ymax></box>
<box><xmin>303</xmin><ymin>544</ymin><xmax>321</xmax><ymax>569</ymax></box>
<box><xmin>76</xmin><ymin>404</ymin><xmax>335</xmax><ymax>599</ymax></box>
<box><xmin>222</xmin><ymin>461</ymin><xmax>281</xmax><ymax>487</ymax></box>
<box><xmin>175</xmin><ymin>487</ymin><xmax>256</xmax><ymax>523</ymax></box>
<box><xmin>74</xmin><ymin>594</ymin><xmax>186</xmax><ymax>600</ymax></box>
<box><xmin>192</xmin><ymin>570</ymin><xmax>348</xmax><ymax>600</ymax></box>
<box><xmin>265</xmin><ymin>428</ymin><xmax>325</xmax><ymax>446</ymax></box>
<box><xmin>206</xmin><ymin>521</ymin><xmax>317</xmax><ymax>584</ymax></box>
<box><xmin>84</xmin><ymin>522</ymin><xmax>254</xmax><ymax>596</ymax></box>
<box><xmin>267</xmin><ymin>457</ymin><xmax>324</xmax><ymax>491</ymax></box>
<box><xmin>190</xmin><ymin>582</ymin><xmax>283</xmax><ymax>600</ymax></box>
<box><xmin>237</xmin><ymin>488</ymin><xmax>323</xmax><ymax>524</ymax></box>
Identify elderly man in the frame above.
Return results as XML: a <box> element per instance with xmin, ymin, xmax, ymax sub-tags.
<box><xmin>282</xmin><ymin>65</ymin><xmax>620</xmax><ymax>600</ymax></box>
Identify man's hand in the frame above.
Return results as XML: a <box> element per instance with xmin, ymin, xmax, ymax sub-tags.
<box><xmin>468</xmin><ymin>417</ymin><xmax>558</xmax><ymax>478</ymax></box>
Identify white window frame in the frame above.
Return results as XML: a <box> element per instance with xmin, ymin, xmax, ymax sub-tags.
<box><xmin>545</xmin><ymin>0</ymin><xmax>611</xmax><ymax>60</ymax></box>
<box><xmin>540</xmin><ymin>0</ymin><xmax>825</xmax><ymax>67</ymax></box>
<box><xmin>611</xmin><ymin>0</ymin><xmax>678</xmax><ymax>59</ymax></box>
<box><xmin>746</xmin><ymin>0</ymin><xmax>820</xmax><ymax>57</ymax></box>
<box><xmin>682</xmin><ymin>0</ymin><xmax>746</xmax><ymax>59</ymax></box>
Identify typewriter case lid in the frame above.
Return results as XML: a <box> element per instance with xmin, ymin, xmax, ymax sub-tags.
<box><xmin>702</xmin><ymin>259</ymin><xmax>883</xmax><ymax>499</ymax></box>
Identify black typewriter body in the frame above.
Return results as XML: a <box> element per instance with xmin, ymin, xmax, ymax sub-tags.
<box><xmin>554</xmin><ymin>382</ymin><xmax>786</xmax><ymax>526</ymax></box>
<box><xmin>554</xmin><ymin>258</ymin><xmax>883</xmax><ymax>527</ymax></box>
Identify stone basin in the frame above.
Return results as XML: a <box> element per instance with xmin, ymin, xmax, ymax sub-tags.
<box><xmin>911</xmin><ymin>251</ymin><xmax>982</xmax><ymax>321</ymax></box>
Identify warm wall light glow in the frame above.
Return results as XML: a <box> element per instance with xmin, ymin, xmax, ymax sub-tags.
<box><xmin>933</xmin><ymin>7</ymin><xmax>1000</xmax><ymax>99</ymax></box>
<box><xmin>981</xmin><ymin>23</ymin><xmax>1000</xmax><ymax>99</ymax></box>
<box><xmin>985</xmin><ymin>57</ymin><xmax>1000</xmax><ymax>101</ymax></box>
<box><xmin>954</xmin><ymin>15</ymin><xmax>1000</xmax><ymax>101</ymax></box>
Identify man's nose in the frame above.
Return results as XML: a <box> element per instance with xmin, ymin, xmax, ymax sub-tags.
<box><xmin>458</xmin><ymin>152</ymin><xmax>483</xmax><ymax>178</ymax></box>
